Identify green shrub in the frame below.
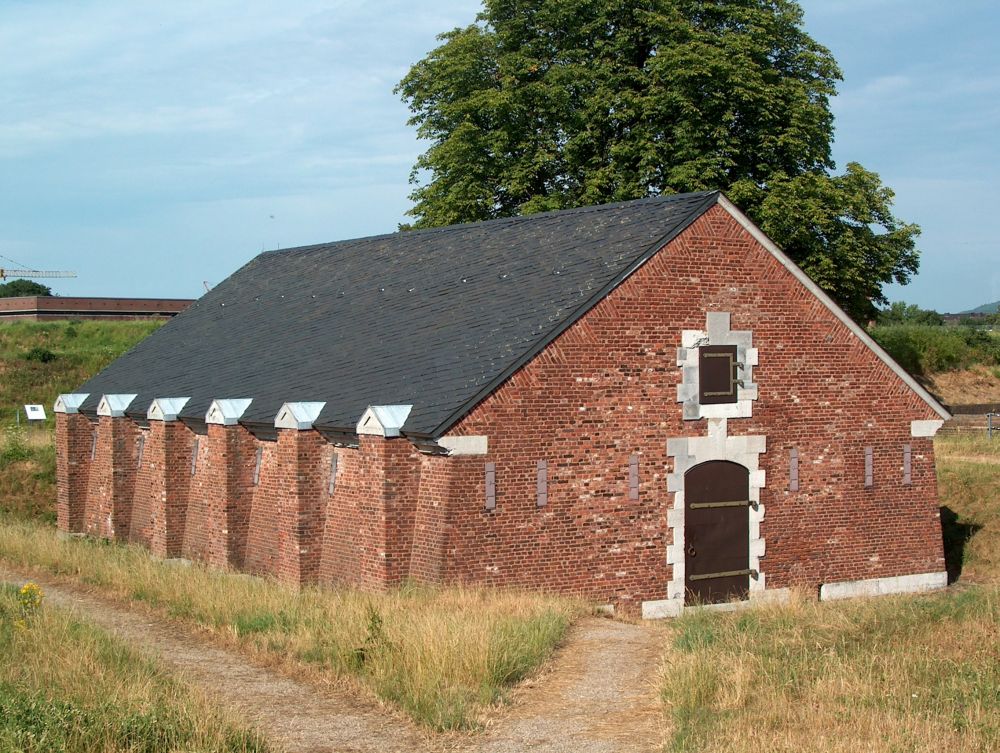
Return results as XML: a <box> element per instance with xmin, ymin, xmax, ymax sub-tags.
<box><xmin>23</xmin><ymin>346</ymin><xmax>57</xmax><ymax>363</ymax></box>
<box><xmin>870</xmin><ymin>324</ymin><xmax>1000</xmax><ymax>375</ymax></box>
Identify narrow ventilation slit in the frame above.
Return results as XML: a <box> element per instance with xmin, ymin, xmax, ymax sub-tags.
<box><xmin>536</xmin><ymin>460</ymin><xmax>548</xmax><ymax>508</ymax></box>
<box><xmin>864</xmin><ymin>446</ymin><xmax>873</xmax><ymax>488</ymax></box>
<box><xmin>253</xmin><ymin>446</ymin><xmax>263</xmax><ymax>486</ymax></box>
<box><xmin>191</xmin><ymin>438</ymin><xmax>200</xmax><ymax>476</ymax></box>
<box><xmin>903</xmin><ymin>444</ymin><xmax>912</xmax><ymax>485</ymax></box>
<box><xmin>328</xmin><ymin>452</ymin><xmax>338</xmax><ymax>495</ymax></box>
<box><xmin>485</xmin><ymin>463</ymin><xmax>496</xmax><ymax>511</ymax></box>
<box><xmin>789</xmin><ymin>447</ymin><xmax>799</xmax><ymax>492</ymax></box>
<box><xmin>135</xmin><ymin>434</ymin><xmax>145</xmax><ymax>469</ymax></box>
<box><xmin>628</xmin><ymin>454</ymin><xmax>639</xmax><ymax>500</ymax></box>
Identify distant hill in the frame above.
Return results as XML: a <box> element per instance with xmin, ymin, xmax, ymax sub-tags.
<box><xmin>963</xmin><ymin>300</ymin><xmax>1000</xmax><ymax>315</ymax></box>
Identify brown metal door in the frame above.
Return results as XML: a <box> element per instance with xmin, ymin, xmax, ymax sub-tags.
<box><xmin>684</xmin><ymin>460</ymin><xmax>750</xmax><ymax>605</ymax></box>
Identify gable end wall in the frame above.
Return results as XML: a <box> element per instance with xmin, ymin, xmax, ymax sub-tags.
<box><xmin>425</xmin><ymin>205</ymin><xmax>944</xmax><ymax>607</ymax></box>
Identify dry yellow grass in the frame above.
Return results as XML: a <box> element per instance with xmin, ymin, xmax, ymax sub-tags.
<box><xmin>660</xmin><ymin>433</ymin><xmax>1000</xmax><ymax>753</ymax></box>
<box><xmin>0</xmin><ymin>581</ymin><xmax>269</xmax><ymax>752</ymax></box>
<box><xmin>0</xmin><ymin>521</ymin><xmax>581</xmax><ymax>730</ymax></box>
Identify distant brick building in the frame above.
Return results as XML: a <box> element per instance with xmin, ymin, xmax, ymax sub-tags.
<box><xmin>55</xmin><ymin>192</ymin><xmax>950</xmax><ymax>616</ymax></box>
<box><xmin>0</xmin><ymin>296</ymin><xmax>193</xmax><ymax>321</ymax></box>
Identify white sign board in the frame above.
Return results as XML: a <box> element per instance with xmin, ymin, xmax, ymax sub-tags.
<box><xmin>24</xmin><ymin>404</ymin><xmax>46</xmax><ymax>421</ymax></box>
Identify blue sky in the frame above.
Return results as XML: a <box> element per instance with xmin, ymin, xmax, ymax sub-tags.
<box><xmin>1</xmin><ymin>1</ymin><xmax>997</xmax><ymax>312</ymax></box>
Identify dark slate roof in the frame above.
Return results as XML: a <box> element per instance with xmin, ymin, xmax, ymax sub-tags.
<box><xmin>77</xmin><ymin>191</ymin><xmax>720</xmax><ymax>436</ymax></box>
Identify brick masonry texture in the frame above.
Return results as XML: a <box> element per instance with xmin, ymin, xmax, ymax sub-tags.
<box><xmin>56</xmin><ymin>206</ymin><xmax>946</xmax><ymax>607</ymax></box>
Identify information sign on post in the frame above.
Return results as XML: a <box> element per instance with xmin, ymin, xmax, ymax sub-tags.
<box><xmin>24</xmin><ymin>404</ymin><xmax>46</xmax><ymax>423</ymax></box>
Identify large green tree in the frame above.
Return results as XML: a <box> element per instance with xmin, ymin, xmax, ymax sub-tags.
<box><xmin>0</xmin><ymin>279</ymin><xmax>51</xmax><ymax>297</ymax></box>
<box><xmin>396</xmin><ymin>0</ymin><xmax>919</xmax><ymax>320</ymax></box>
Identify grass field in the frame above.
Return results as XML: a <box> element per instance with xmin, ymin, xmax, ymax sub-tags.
<box><xmin>0</xmin><ymin>320</ymin><xmax>158</xmax><ymax>523</ymax></box>
<box><xmin>660</xmin><ymin>433</ymin><xmax>1000</xmax><ymax>753</ymax></box>
<box><xmin>2</xmin><ymin>320</ymin><xmax>998</xmax><ymax>746</ymax></box>
<box><xmin>0</xmin><ymin>520</ymin><xmax>579</xmax><ymax>731</ymax></box>
<box><xmin>0</xmin><ymin>582</ymin><xmax>268</xmax><ymax>753</ymax></box>
<box><xmin>0</xmin><ymin>320</ymin><xmax>161</xmax><ymax>428</ymax></box>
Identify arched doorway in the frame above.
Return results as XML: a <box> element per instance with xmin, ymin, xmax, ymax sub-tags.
<box><xmin>684</xmin><ymin>460</ymin><xmax>751</xmax><ymax>605</ymax></box>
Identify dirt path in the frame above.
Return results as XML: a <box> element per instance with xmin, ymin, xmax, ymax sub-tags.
<box><xmin>1</xmin><ymin>567</ymin><xmax>668</xmax><ymax>753</ymax></box>
<box><xmin>474</xmin><ymin>617</ymin><xmax>668</xmax><ymax>753</ymax></box>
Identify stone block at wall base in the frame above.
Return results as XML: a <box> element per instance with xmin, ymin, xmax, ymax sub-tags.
<box><xmin>819</xmin><ymin>571</ymin><xmax>948</xmax><ymax>601</ymax></box>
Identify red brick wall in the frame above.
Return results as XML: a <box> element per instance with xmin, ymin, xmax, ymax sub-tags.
<box><xmin>222</xmin><ymin>425</ymin><xmax>258</xmax><ymax>570</ymax></box>
<box><xmin>128</xmin><ymin>427</ymin><xmax>155</xmax><ymax>546</ymax></box>
<box><xmin>182</xmin><ymin>431</ymin><xmax>217</xmax><ymax>563</ymax></box>
<box><xmin>55</xmin><ymin>413</ymin><xmax>94</xmax><ymax>533</ymax></box>
<box><xmin>318</xmin><ymin>437</ymin><xmax>416</xmax><ymax>589</ymax></box>
<box><xmin>408</xmin><ymin>453</ymin><xmax>454</xmax><ymax>584</ymax></box>
<box><xmin>83</xmin><ymin>416</ymin><xmax>138</xmax><ymax>540</ymax></box>
<box><xmin>184</xmin><ymin>424</ymin><xmax>257</xmax><ymax>569</ymax></box>
<box><xmin>244</xmin><ymin>439</ymin><xmax>279</xmax><ymax>577</ymax></box>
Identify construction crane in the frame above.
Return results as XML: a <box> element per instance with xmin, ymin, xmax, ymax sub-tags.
<box><xmin>0</xmin><ymin>253</ymin><xmax>76</xmax><ymax>281</ymax></box>
<box><xmin>0</xmin><ymin>268</ymin><xmax>76</xmax><ymax>281</ymax></box>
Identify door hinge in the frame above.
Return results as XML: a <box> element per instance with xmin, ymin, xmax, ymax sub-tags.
<box><xmin>689</xmin><ymin>568</ymin><xmax>759</xmax><ymax>582</ymax></box>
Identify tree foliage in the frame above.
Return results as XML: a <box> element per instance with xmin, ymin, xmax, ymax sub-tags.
<box><xmin>0</xmin><ymin>279</ymin><xmax>52</xmax><ymax>298</ymax></box>
<box><xmin>397</xmin><ymin>0</ymin><xmax>920</xmax><ymax>320</ymax></box>
<box><xmin>876</xmin><ymin>301</ymin><xmax>943</xmax><ymax>327</ymax></box>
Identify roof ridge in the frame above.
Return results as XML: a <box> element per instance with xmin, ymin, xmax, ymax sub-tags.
<box><xmin>261</xmin><ymin>191</ymin><xmax>720</xmax><ymax>260</ymax></box>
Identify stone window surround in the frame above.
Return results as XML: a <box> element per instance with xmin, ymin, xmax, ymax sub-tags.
<box><xmin>677</xmin><ymin>311</ymin><xmax>758</xmax><ymax>420</ymax></box>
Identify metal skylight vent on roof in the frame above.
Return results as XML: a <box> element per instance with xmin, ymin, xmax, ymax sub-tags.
<box><xmin>147</xmin><ymin>397</ymin><xmax>190</xmax><ymax>422</ymax></box>
<box><xmin>274</xmin><ymin>402</ymin><xmax>326</xmax><ymax>430</ymax></box>
<box><xmin>205</xmin><ymin>399</ymin><xmax>253</xmax><ymax>426</ymax></box>
<box><xmin>54</xmin><ymin>393</ymin><xmax>89</xmax><ymax>414</ymax></box>
<box><xmin>356</xmin><ymin>405</ymin><xmax>412</xmax><ymax>438</ymax></box>
<box><xmin>97</xmin><ymin>394</ymin><xmax>138</xmax><ymax>417</ymax></box>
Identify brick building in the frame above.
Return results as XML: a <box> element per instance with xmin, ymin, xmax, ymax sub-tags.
<box><xmin>55</xmin><ymin>192</ymin><xmax>950</xmax><ymax>616</ymax></box>
<box><xmin>0</xmin><ymin>296</ymin><xmax>193</xmax><ymax>321</ymax></box>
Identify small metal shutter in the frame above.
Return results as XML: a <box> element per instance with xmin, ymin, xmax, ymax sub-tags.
<box><xmin>699</xmin><ymin>345</ymin><xmax>739</xmax><ymax>404</ymax></box>
<box><xmin>328</xmin><ymin>452</ymin><xmax>339</xmax><ymax>495</ymax></box>
<box><xmin>902</xmin><ymin>444</ymin><xmax>912</xmax><ymax>485</ymax></box>
<box><xmin>628</xmin><ymin>454</ymin><xmax>639</xmax><ymax>500</ymax></box>
<box><xmin>789</xmin><ymin>448</ymin><xmax>799</xmax><ymax>492</ymax></box>
<box><xmin>864</xmin><ymin>446</ymin><xmax>873</xmax><ymax>488</ymax></box>
<box><xmin>536</xmin><ymin>460</ymin><xmax>548</xmax><ymax>507</ymax></box>
<box><xmin>253</xmin><ymin>446</ymin><xmax>263</xmax><ymax>485</ymax></box>
<box><xmin>485</xmin><ymin>463</ymin><xmax>496</xmax><ymax>510</ymax></box>
<box><xmin>191</xmin><ymin>438</ymin><xmax>200</xmax><ymax>476</ymax></box>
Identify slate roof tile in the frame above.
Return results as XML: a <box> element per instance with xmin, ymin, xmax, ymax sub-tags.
<box><xmin>77</xmin><ymin>191</ymin><xmax>719</xmax><ymax>436</ymax></box>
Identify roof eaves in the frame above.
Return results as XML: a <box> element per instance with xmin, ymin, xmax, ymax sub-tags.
<box><xmin>426</xmin><ymin>191</ymin><xmax>721</xmax><ymax>438</ymax></box>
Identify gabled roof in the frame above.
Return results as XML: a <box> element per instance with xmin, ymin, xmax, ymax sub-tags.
<box><xmin>75</xmin><ymin>190</ymin><xmax>949</xmax><ymax>434</ymax></box>
<box><xmin>77</xmin><ymin>191</ymin><xmax>720</xmax><ymax>435</ymax></box>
